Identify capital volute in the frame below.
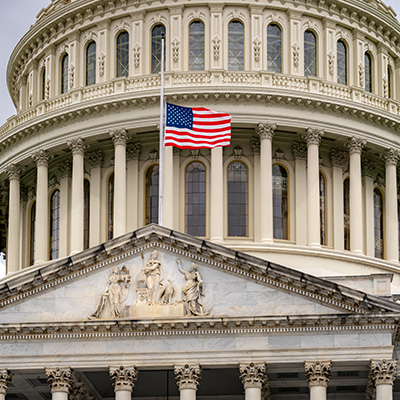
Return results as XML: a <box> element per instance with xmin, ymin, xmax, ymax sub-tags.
<box><xmin>304</xmin><ymin>361</ymin><xmax>332</xmax><ymax>387</ymax></box>
<box><xmin>303</xmin><ymin>128</ymin><xmax>324</xmax><ymax>146</ymax></box>
<box><xmin>330</xmin><ymin>149</ymin><xmax>346</xmax><ymax>168</ymax></box>
<box><xmin>0</xmin><ymin>369</ymin><xmax>12</xmax><ymax>395</ymax></box>
<box><xmin>127</xmin><ymin>142</ymin><xmax>141</xmax><ymax>160</ymax></box>
<box><xmin>45</xmin><ymin>367</ymin><xmax>73</xmax><ymax>393</ymax></box>
<box><xmin>382</xmin><ymin>148</ymin><xmax>400</xmax><ymax>166</ymax></box>
<box><xmin>370</xmin><ymin>359</ymin><xmax>397</xmax><ymax>386</ymax></box>
<box><xmin>110</xmin><ymin>129</ymin><xmax>129</xmax><ymax>147</ymax></box>
<box><xmin>67</xmin><ymin>138</ymin><xmax>87</xmax><ymax>155</ymax></box>
<box><xmin>109</xmin><ymin>366</ymin><xmax>138</xmax><ymax>391</ymax></box>
<box><xmin>257</xmin><ymin>123</ymin><xmax>276</xmax><ymax>141</ymax></box>
<box><xmin>5</xmin><ymin>164</ymin><xmax>22</xmax><ymax>181</ymax></box>
<box><xmin>292</xmin><ymin>142</ymin><xmax>307</xmax><ymax>160</ymax></box>
<box><xmin>32</xmin><ymin>149</ymin><xmax>51</xmax><ymax>167</ymax></box>
<box><xmin>345</xmin><ymin>136</ymin><xmax>366</xmax><ymax>155</ymax></box>
<box><xmin>174</xmin><ymin>364</ymin><xmax>202</xmax><ymax>391</ymax></box>
<box><xmin>239</xmin><ymin>362</ymin><xmax>267</xmax><ymax>389</ymax></box>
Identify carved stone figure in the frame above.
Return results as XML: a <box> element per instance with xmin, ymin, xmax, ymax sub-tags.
<box><xmin>158</xmin><ymin>279</ymin><xmax>177</xmax><ymax>304</ymax></box>
<box><xmin>142</xmin><ymin>250</ymin><xmax>162</xmax><ymax>305</ymax></box>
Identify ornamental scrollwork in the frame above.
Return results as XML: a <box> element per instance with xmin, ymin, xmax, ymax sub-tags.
<box><xmin>99</xmin><ymin>52</ymin><xmax>106</xmax><ymax>76</ymax></box>
<box><xmin>109</xmin><ymin>366</ymin><xmax>138</xmax><ymax>391</ymax></box>
<box><xmin>330</xmin><ymin>149</ymin><xmax>346</xmax><ymax>168</ymax></box>
<box><xmin>88</xmin><ymin>150</ymin><xmax>104</xmax><ymax>168</ymax></box>
<box><xmin>212</xmin><ymin>35</ymin><xmax>221</xmax><ymax>60</ymax></box>
<box><xmin>127</xmin><ymin>142</ymin><xmax>141</xmax><ymax>160</ymax></box>
<box><xmin>69</xmin><ymin>64</ymin><xmax>75</xmax><ymax>88</ymax></box>
<box><xmin>67</xmin><ymin>138</ymin><xmax>88</xmax><ymax>155</ymax></box>
<box><xmin>110</xmin><ymin>129</ymin><xmax>129</xmax><ymax>146</ymax></box>
<box><xmin>172</xmin><ymin>38</ymin><xmax>180</xmax><ymax>63</ymax></box>
<box><xmin>257</xmin><ymin>122</ymin><xmax>276</xmax><ymax>141</ymax></box>
<box><xmin>304</xmin><ymin>361</ymin><xmax>332</xmax><ymax>387</ymax></box>
<box><xmin>32</xmin><ymin>149</ymin><xmax>51</xmax><ymax>167</ymax></box>
<box><xmin>253</xmin><ymin>37</ymin><xmax>261</xmax><ymax>62</ymax></box>
<box><xmin>328</xmin><ymin>51</ymin><xmax>335</xmax><ymax>76</ymax></box>
<box><xmin>345</xmin><ymin>136</ymin><xmax>366</xmax><ymax>155</ymax></box>
<box><xmin>370</xmin><ymin>359</ymin><xmax>397</xmax><ymax>386</ymax></box>
<box><xmin>174</xmin><ymin>364</ymin><xmax>202</xmax><ymax>390</ymax></box>
<box><xmin>45</xmin><ymin>78</ymin><xmax>51</xmax><ymax>100</ymax></box>
<box><xmin>362</xmin><ymin>158</ymin><xmax>376</xmax><ymax>178</ymax></box>
<box><xmin>382</xmin><ymin>148</ymin><xmax>400</xmax><ymax>166</ymax></box>
<box><xmin>45</xmin><ymin>367</ymin><xmax>73</xmax><ymax>393</ymax></box>
<box><xmin>292</xmin><ymin>142</ymin><xmax>307</xmax><ymax>160</ymax></box>
<box><xmin>250</xmin><ymin>136</ymin><xmax>260</xmax><ymax>155</ymax></box>
<box><xmin>133</xmin><ymin>43</ymin><xmax>141</xmax><ymax>68</ymax></box>
<box><xmin>292</xmin><ymin>42</ymin><xmax>300</xmax><ymax>68</ymax></box>
<box><xmin>358</xmin><ymin>62</ymin><xmax>365</xmax><ymax>87</ymax></box>
<box><xmin>303</xmin><ymin>128</ymin><xmax>324</xmax><ymax>146</ymax></box>
<box><xmin>6</xmin><ymin>164</ymin><xmax>22</xmax><ymax>181</ymax></box>
<box><xmin>239</xmin><ymin>362</ymin><xmax>267</xmax><ymax>389</ymax></box>
<box><xmin>0</xmin><ymin>369</ymin><xmax>12</xmax><ymax>395</ymax></box>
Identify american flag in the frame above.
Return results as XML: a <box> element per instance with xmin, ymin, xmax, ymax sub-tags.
<box><xmin>164</xmin><ymin>103</ymin><xmax>231</xmax><ymax>149</ymax></box>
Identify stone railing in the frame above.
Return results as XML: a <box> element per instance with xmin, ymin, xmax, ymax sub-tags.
<box><xmin>1</xmin><ymin>71</ymin><xmax>399</xmax><ymax>138</ymax></box>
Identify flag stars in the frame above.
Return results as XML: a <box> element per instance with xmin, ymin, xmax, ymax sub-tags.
<box><xmin>166</xmin><ymin>103</ymin><xmax>193</xmax><ymax>129</ymax></box>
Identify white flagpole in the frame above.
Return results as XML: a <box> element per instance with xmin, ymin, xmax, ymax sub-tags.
<box><xmin>158</xmin><ymin>33</ymin><xmax>165</xmax><ymax>226</ymax></box>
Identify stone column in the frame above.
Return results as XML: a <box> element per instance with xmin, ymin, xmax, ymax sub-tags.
<box><xmin>383</xmin><ymin>149</ymin><xmax>400</xmax><ymax>262</ymax></box>
<box><xmin>45</xmin><ymin>367</ymin><xmax>73</xmax><ymax>400</ymax></box>
<box><xmin>6</xmin><ymin>164</ymin><xmax>21</xmax><ymax>273</ymax></box>
<box><xmin>174</xmin><ymin>364</ymin><xmax>202</xmax><ymax>400</ymax></box>
<box><xmin>68</xmin><ymin>138</ymin><xmax>87</xmax><ymax>254</ymax></box>
<box><xmin>110</xmin><ymin>129</ymin><xmax>129</xmax><ymax>237</ymax></box>
<box><xmin>370</xmin><ymin>359</ymin><xmax>397</xmax><ymax>400</ymax></box>
<box><xmin>0</xmin><ymin>369</ymin><xmax>12</xmax><ymax>400</ymax></box>
<box><xmin>258</xmin><ymin>123</ymin><xmax>276</xmax><ymax>243</ymax></box>
<box><xmin>210</xmin><ymin>147</ymin><xmax>224</xmax><ymax>242</ymax></box>
<box><xmin>362</xmin><ymin>159</ymin><xmax>376</xmax><ymax>257</ymax></box>
<box><xmin>32</xmin><ymin>149</ymin><xmax>50</xmax><ymax>264</ymax></box>
<box><xmin>127</xmin><ymin>143</ymin><xmax>141</xmax><ymax>232</ymax></box>
<box><xmin>345</xmin><ymin>136</ymin><xmax>366</xmax><ymax>254</ymax></box>
<box><xmin>304</xmin><ymin>361</ymin><xmax>332</xmax><ymax>400</ymax></box>
<box><xmin>302</xmin><ymin>128</ymin><xmax>324</xmax><ymax>247</ymax></box>
<box><xmin>239</xmin><ymin>362</ymin><xmax>267</xmax><ymax>400</ymax></box>
<box><xmin>110</xmin><ymin>366</ymin><xmax>138</xmax><ymax>400</ymax></box>
<box><xmin>163</xmin><ymin>146</ymin><xmax>174</xmax><ymax>229</ymax></box>
<box><xmin>58</xmin><ymin>161</ymin><xmax>72</xmax><ymax>258</ymax></box>
<box><xmin>251</xmin><ymin>137</ymin><xmax>261</xmax><ymax>242</ymax></box>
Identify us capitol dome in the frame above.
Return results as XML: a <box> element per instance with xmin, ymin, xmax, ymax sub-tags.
<box><xmin>1</xmin><ymin>0</ymin><xmax>400</xmax><ymax>398</ymax></box>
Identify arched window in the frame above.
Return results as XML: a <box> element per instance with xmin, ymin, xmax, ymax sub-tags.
<box><xmin>107</xmin><ymin>173</ymin><xmax>114</xmax><ymax>240</ymax></box>
<box><xmin>41</xmin><ymin>68</ymin><xmax>46</xmax><ymax>100</ymax></box>
<box><xmin>374</xmin><ymin>188</ymin><xmax>384</xmax><ymax>259</ymax></box>
<box><xmin>145</xmin><ymin>165</ymin><xmax>159</xmax><ymax>224</ymax></box>
<box><xmin>337</xmin><ymin>40</ymin><xmax>347</xmax><ymax>85</ymax></box>
<box><xmin>60</xmin><ymin>53</ymin><xmax>69</xmax><ymax>94</ymax></box>
<box><xmin>228</xmin><ymin>161</ymin><xmax>248</xmax><ymax>236</ymax></box>
<box><xmin>84</xmin><ymin>179</ymin><xmax>90</xmax><ymax>250</ymax></box>
<box><xmin>365</xmin><ymin>52</ymin><xmax>372</xmax><ymax>92</ymax></box>
<box><xmin>29</xmin><ymin>202</ymin><xmax>36</xmax><ymax>265</ymax></box>
<box><xmin>320</xmin><ymin>172</ymin><xmax>326</xmax><ymax>245</ymax></box>
<box><xmin>228</xmin><ymin>21</ymin><xmax>244</xmax><ymax>71</ymax></box>
<box><xmin>387</xmin><ymin>65</ymin><xmax>392</xmax><ymax>98</ymax></box>
<box><xmin>267</xmin><ymin>24</ymin><xmax>282</xmax><ymax>73</ymax></box>
<box><xmin>186</xmin><ymin>162</ymin><xmax>206</xmax><ymax>236</ymax></box>
<box><xmin>273</xmin><ymin>164</ymin><xmax>288</xmax><ymax>240</ymax></box>
<box><xmin>86</xmin><ymin>41</ymin><xmax>96</xmax><ymax>86</ymax></box>
<box><xmin>50</xmin><ymin>190</ymin><xmax>60</xmax><ymax>260</ymax></box>
<box><xmin>151</xmin><ymin>25</ymin><xmax>166</xmax><ymax>74</ymax></box>
<box><xmin>116</xmin><ymin>31</ymin><xmax>129</xmax><ymax>77</ymax></box>
<box><xmin>304</xmin><ymin>30</ymin><xmax>317</xmax><ymax>77</ymax></box>
<box><xmin>344</xmin><ymin>178</ymin><xmax>350</xmax><ymax>250</ymax></box>
<box><xmin>189</xmin><ymin>21</ymin><xmax>205</xmax><ymax>71</ymax></box>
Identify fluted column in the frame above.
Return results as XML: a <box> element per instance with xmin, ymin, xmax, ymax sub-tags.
<box><xmin>258</xmin><ymin>123</ymin><xmax>276</xmax><ymax>243</ymax></box>
<box><xmin>239</xmin><ymin>362</ymin><xmax>267</xmax><ymax>400</ymax></box>
<box><xmin>46</xmin><ymin>367</ymin><xmax>73</xmax><ymax>400</ymax></box>
<box><xmin>303</xmin><ymin>128</ymin><xmax>324</xmax><ymax>247</ymax></box>
<box><xmin>110</xmin><ymin>366</ymin><xmax>138</xmax><ymax>400</ymax></box>
<box><xmin>6</xmin><ymin>164</ymin><xmax>21</xmax><ymax>273</ymax></box>
<box><xmin>383</xmin><ymin>149</ymin><xmax>400</xmax><ymax>262</ymax></box>
<box><xmin>345</xmin><ymin>137</ymin><xmax>366</xmax><ymax>254</ymax></box>
<box><xmin>304</xmin><ymin>361</ymin><xmax>332</xmax><ymax>400</ymax></box>
<box><xmin>127</xmin><ymin>143</ymin><xmax>141</xmax><ymax>232</ymax></box>
<box><xmin>68</xmin><ymin>138</ymin><xmax>87</xmax><ymax>254</ymax></box>
<box><xmin>370</xmin><ymin>359</ymin><xmax>397</xmax><ymax>400</ymax></box>
<box><xmin>110</xmin><ymin>130</ymin><xmax>129</xmax><ymax>237</ymax></box>
<box><xmin>362</xmin><ymin>159</ymin><xmax>376</xmax><ymax>257</ymax></box>
<box><xmin>0</xmin><ymin>369</ymin><xmax>12</xmax><ymax>400</ymax></box>
<box><xmin>210</xmin><ymin>147</ymin><xmax>223</xmax><ymax>242</ymax></box>
<box><xmin>174</xmin><ymin>364</ymin><xmax>202</xmax><ymax>400</ymax></box>
<box><xmin>58</xmin><ymin>161</ymin><xmax>72</xmax><ymax>258</ymax></box>
<box><xmin>32</xmin><ymin>150</ymin><xmax>50</xmax><ymax>264</ymax></box>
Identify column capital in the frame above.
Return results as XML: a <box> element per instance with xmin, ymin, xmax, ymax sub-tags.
<box><xmin>257</xmin><ymin>122</ymin><xmax>276</xmax><ymax>141</ymax></box>
<box><xmin>88</xmin><ymin>150</ymin><xmax>104</xmax><ymax>168</ymax></box>
<box><xmin>345</xmin><ymin>136</ymin><xmax>366</xmax><ymax>155</ymax></box>
<box><xmin>330</xmin><ymin>149</ymin><xmax>346</xmax><ymax>168</ymax></box>
<box><xmin>5</xmin><ymin>164</ymin><xmax>22</xmax><ymax>181</ymax></box>
<box><xmin>239</xmin><ymin>362</ymin><xmax>267</xmax><ymax>389</ymax></box>
<box><xmin>174</xmin><ymin>364</ymin><xmax>202</xmax><ymax>390</ymax></box>
<box><xmin>0</xmin><ymin>369</ymin><xmax>12</xmax><ymax>395</ymax></box>
<box><xmin>68</xmin><ymin>138</ymin><xmax>87</xmax><ymax>155</ymax></box>
<box><xmin>58</xmin><ymin>160</ymin><xmax>72</xmax><ymax>179</ymax></box>
<box><xmin>32</xmin><ymin>149</ymin><xmax>51</xmax><ymax>167</ymax></box>
<box><xmin>382</xmin><ymin>148</ymin><xmax>400</xmax><ymax>166</ymax></box>
<box><xmin>304</xmin><ymin>361</ymin><xmax>332</xmax><ymax>387</ymax></box>
<box><xmin>250</xmin><ymin>137</ymin><xmax>260</xmax><ymax>155</ymax></box>
<box><xmin>292</xmin><ymin>142</ymin><xmax>307</xmax><ymax>160</ymax></box>
<box><xmin>362</xmin><ymin>158</ymin><xmax>376</xmax><ymax>178</ymax></box>
<box><xmin>109</xmin><ymin>366</ymin><xmax>138</xmax><ymax>391</ymax></box>
<box><xmin>370</xmin><ymin>359</ymin><xmax>397</xmax><ymax>386</ymax></box>
<box><xmin>110</xmin><ymin>129</ymin><xmax>129</xmax><ymax>146</ymax></box>
<box><xmin>303</xmin><ymin>128</ymin><xmax>324</xmax><ymax>146</ymax></box>
<box><xmin>127</xmin><ymin>142</ymin><xmax>141</xmax><ymax>160</ymax></box>
<box><xmin>45</xmin><ymin>367</ymin><xmax>73</xmax><ymax>393</ymax></box>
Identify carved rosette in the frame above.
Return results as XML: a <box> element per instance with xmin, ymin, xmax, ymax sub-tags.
<box><xmin>46</xmin><ymin>367</ymin><xmax>73</xmax><ymax>393</ymax></box>
<box><xmin>239</xmin><ymin>362</ymin><xmax>267</xmax><ymax>389</ymax></box>
<box><xmin>68</xmin><ymin>138</ymin><xmax>87</xmax><ymax>156</ymax></box>
<box><xmin>257</xmin><ymin>123</ymin><xmax>276</xmax><ymax>141</ymax></box>
<box><xmin>330</xmin><ymin>149</ymin><xmax>346</xmax><ymax>168</ymax></box>
<box><xmin>370</xmin><ymin>359</ymin><xmax>398</xmax><ymax>386</ymax></box>
<box><xmin>382</xmin><ymin>148</ymin><xmax>400</xmax><ymax>166</ymax></box>
<box><xmin>292</xmin><ymin>142</ymin><xmax>307</xmax><ymax>160</ymax></box>
<box><xmin>362</xmin><ymin>158</ymin><xmax>376</xmax><ymax>178</ymax></box>
<box><xmin>345</xmin><ymin>136</ymin><xmax>366</xmax><ymax>155</ymax></box>
<box><xmin>174</xmin><ymin>364</ymin><xmax>202</xmax><ymax>390</ymax></box>
<box><xmin>304</xmin><ymin>361</ymin><xmax>332</xmax><ymax>387</ymax></box>
<box><xmin>251</xmin><ymin>137</ymin><xmax>260</xmax><ymax>155</ymax></box>
<box><xmin>32</xmin><ymin>149</ymin><xmax>51</xmax><ymax>167</ymax></box>
<box><xmin>0</xmin><ymin>369</ymin><xmax>12</xmax><ymax>395</ymax></box>
<box><xmin>110</xmin><ymin>129</ymin><xmax>129</xmax><ymax>147</ymax></box>
<box><xmin>127</xmin><ymin>142</ymin><xmax>142</xmax><ymax>160</ymax></box>
<box><xmin>88</xmin><ymin>150</ymin><xmax>104</xmax><ymax>168</ymax></box>
<box><xmin>6</xmin><ymin>164</ymin><xmax>22</xmax><ymax>181</ymax></box>
<box><xmin>302</xmin><ymin>128</ymin><xmax>324</xmax><ymax>146</ymax></box>
<box><xmin>109</xmin><ymin>366</ymin><xmax>138</xmax><ymax>391</ymax></box>
<box><xmin>58</xmin><ymin>160</ymin><xmax>72</xmax><ymax>179</ymax></box>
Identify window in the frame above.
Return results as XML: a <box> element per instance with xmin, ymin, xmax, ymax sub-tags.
<box><xmin>84</xmin><ymin>179</ymin><xmax>90</xmax><ymax>250</ymax></box>
<box><xmin>267</xmin><ymin>24</ymin><xmax>282</xmax><ymax>73</ymax></box>
<box><xmin>337</xmin><ymin>40</ymin><xmax>347</xmax><ymax>85</ymax></box>
<box><xmin>151</xmin><ymin>25</ymin><xmax>166</xmax><ymax>74</ymax></box>
<box><xmin>374</xmin><ymin>188</ymin><xmax>384</xmax><ymax>259</ymax></box>
<box><xmin>186</xmin><ymin>162</ymin><xmax>206</xmax><ymax>236</ymax></box>
<box><xmin>107</xmin><ymin>173</ymin><xmax>114</xmax><ymax>240</ymax></box>
<box><xmin>29</xmin><ymin>202</ymin><xmax>36</xmax><ymax>265</ymax></box>
<box><xmin>41</xmin><ymin>68</ymin><xmax>46</xmax><ymax>100</ymax></box>
<box><xmin>145</xmin><ymin>165</ymin><xmax>159</xmax><ymax>224</ymax></box>
<box><xmin>50</xmin><ymin>190</ymin><xmax>60</xmax><ymax>260</ymax></box>
<box><xmin>344</xmin><ymin>178</ymin><xmax>350</xmax><ymax>250</ymax></box>
<box><xmin>189</xmin><ymin>21</ymin><xmax>205</xmax><ymax>71</ymax></box>
<box><xmin>320</xmin><ymin>172</ymin><xmax>326</xmax><ymax>245</ymax></box>
<box><xmin>365</xmin><ymin>52</ymin><xmax>372</xmax><ymax>92</ymax></box>
<box><xmin>304</xmin><ymin>30</ymin><xmax>317</xmax><ymax>77</ymax></box>
<box><xmin>116</xmin><ymin>31</ymin><xmax>129</xmax><ymax>77</ymax></box>
<box><xmin>60</xmin><ymin>53</ymin><xmax>69</xmax><ymax>94</ymax></box>
<box><xmin>228</xmin><ymin>21</ymin><xmax>244</xmax><ymax>71</ymax></box>
<box><xmin>86</xmin><ymin>41</ymin><xmax>96</xmax><ymax>86</ymax></box>
<box><xmin>387</xmin><ymin>66</ymin><xmax>392</xmax><ymax>98</ymax></box>
<box><xmin>273</xmin><ymin>164</ymin><xmax>288</xmax><ymax>240</ymax></box>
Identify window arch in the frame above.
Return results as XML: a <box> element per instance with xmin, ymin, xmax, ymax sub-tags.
<box><xmin>273</xmin><ymin>164</ymin><xmax>288</xmax><ymax>240</ymax></box>
<box><xmin>84</xmin><ymin>179</ymin><xmax>90</xmax><ymax>250</ymax></box>
<box><xmin>304</xmin><ymin>30</ymin><xmax>317</xmax><ymax>77</ymax></box>
<box><xmin>107</xmin><ymin>172</ymin><xmax>114</xmax><ymax>240</ymax></box>
<box><xmin>387</xmin><ymin>65</ymin><xmax>393</xmax><ymax>98</ymax></box>
<box><xmin>365</xmin><ymin>52</ymin><xmax>373</xmax><ymax>92</ymax></box>
<box><xmin>86</xmin><ymin>41</ymin><xmax>96</xmax><ymax>86</ymax></box>
<box><xmin>41</xmin><ymin>68</ymin><xmax>46</xmax><ymax>100</ymax></box>
<box><xmin>29</xmin><ymin>202</ymin><xmax>36</xmax><ymax>265</ymax></box>
<box><xmin>337</xmin><ymin>39</ymin><xmax>347</xmax><ymax>85</ymax></box>
<box><xmin>186</xmin><ymin>161</ymin><xmax>206</xmax><ymax>236</ymax></box>
<box><xmin>116</xmin><ymin>31</ymin><xmax>129</xmax><ymax>77</ymax></box>
<box><xmin>228</xmin><ymin>20</ymin><xmax>244</xmax><ymax>71</ymax></box>
<box><xmin>320</xmin><ymin>172</ymin><xmax>326</xmax><ymax>245</ymax></box>
<box><xmin>344</xmin><ymin>178</ymin><xmax>350</xmax><ymax>250</ymax></box>
<box><xmin>267</xmin><ymin>24</ymin><xmax>282</xmax><ymax>73</ymax></box>
<box><xmin>189</xmin><ymin>21</ymin><xmax>205</xmax><ymax>71</ymax></box>
<box><xmin>50</xmin><ymin>190</ymin><xmax>60</xmax><ymax>260</ymax></box>
<box><xmin>60</xmin><ymin>53</ymin><xmax>69</xmax><ymax>94</ymax></box>
<box><xmin>227</xmin><ymin>161</ymin><xmax>248</xmax><ymax>236</ymax></box>
<box><xmin>374</xmin><ymin>188</ymin><xmax>384</xmax><ymax>259</ymax></box>
<box><xmin>145</xmin><ymin>165</ymin><xmax>159</xmax><ymax>224</ymax></box>
<box><xmin>151</xmin><ymin>24</ymin><xmax>166</xmax><ymax>74</ymax></box>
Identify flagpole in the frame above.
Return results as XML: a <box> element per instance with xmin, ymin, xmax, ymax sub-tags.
<box><xmin>158</xmin><ymin>33</ymin><xmax>165</xmax><ymax>226</ymax></box>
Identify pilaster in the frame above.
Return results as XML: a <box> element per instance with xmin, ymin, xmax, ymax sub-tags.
<box><xmin>209</xmin><ymin>3</ymin><xmax>224</xmax><ymax>70</ymax></box>
<box><xmin>169</xmin><ymin>6</ymin><xmax>184</xmax><ymax>72</ymax></box>
<box><xmin>131</xmin><ymin>11</ymin><xmax>145</xmax><ymax>76</ymax></box>
<box><xmin>97</xmin><ymin>19</ymin><xmax>111</xmax><ymax>82</ymax></box>
<box><xmin>288</xmin><ymin>10</ymin><xmax>302</xmax><ymax>75</ymax></box>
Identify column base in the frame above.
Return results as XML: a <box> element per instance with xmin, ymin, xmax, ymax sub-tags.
<box><xmin>308</xmin><ymin>243</ymin><xmax>321</xmax><ymax>248</ymax></box>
